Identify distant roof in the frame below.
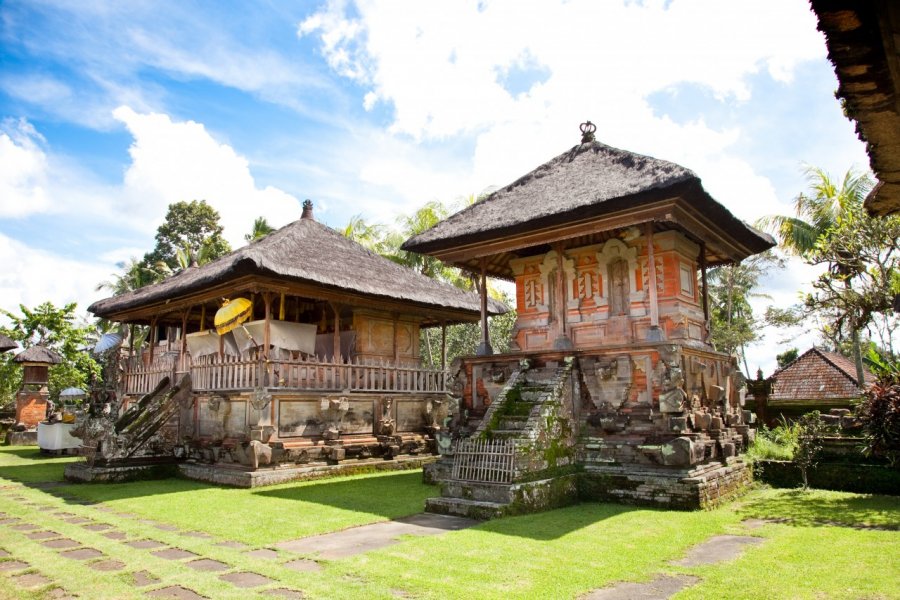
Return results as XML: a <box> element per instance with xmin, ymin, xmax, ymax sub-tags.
<box><xmin>402</xmin><ymin>140</ymin><xmax>774</xmax><ymax>276</ymax></box>
<box><xmin>89</xmin><ymin>210</ymin><xmax>507</xmax><ymax>322</ymax></box>
<box><xmin>0</xmin><ymin>333</ymin><xmax>16</xmax><ymax>353</ymax></box>
<box><xmin>13</xmin><ymin>345</ymin><xmax>62</xmax><ymax>365</ymax></box>
<box><xmin>769</xmin><ymin>347</ymin><xmax>875</xmax><ymax>404</ymax></box>
<box><xmin>810</xmin><ymin>0</ymin><xmax>900</xmax><ymax>217</ymax></box>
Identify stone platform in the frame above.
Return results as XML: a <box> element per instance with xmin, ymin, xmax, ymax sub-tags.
<box><xmin>180</xmin><ymin>455</ymin><xmax>437</xmax><ymax>488</ymax></box>
<box><xmin>4</xmin><ymin>430</ymin><xmax>38</xmax><ymax>446</ymax></box>
<box><xmin>64</xmin><ymin>460</ymin><xmax>179</xmax><ymax>483</ymax></box>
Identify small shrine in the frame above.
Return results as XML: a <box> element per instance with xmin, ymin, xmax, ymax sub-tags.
<box><xmin>80</xmin><ymin>200</ymin><xmax>504</xmax><ymax>486</ymax></box>
<box><xmin>6</xmin><ymin>345</ymin><xmax>61</xmax><ymax>445</ymax></box>
<box><xmin>402</xmin><ymin>123</ymin><xmax>775</xmax><ymax>515</ymax></box>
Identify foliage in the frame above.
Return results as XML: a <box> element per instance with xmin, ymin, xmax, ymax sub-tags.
<box><xmin>244</xmin><ymin>216</ymin><xmax>275</xmax><ymax>242</ymax></box>
<box><xmin>795</xmin><ymin>411</ymin><xmax>827</xmax><ymax>489</ymax></box>
<box><xmin>759</xmin><ymin>166</ymin><xmax>899</xmax><ymax>379</ymax></box>
<box><xmin>142</xmin><ymin>200</ymin><xmax>232</xmax><ymax>271</ymax></box>
<box><xmin>0</xmin><ymin>302</ymin><xmax>100</xmax><ymax>406</ymax></box>
<box><xmin>857</xmin><ymin>349</ymin><xmax>900</xmax><ymax>466</ymax></box>
<box><xmin>776</xmin><ymin>347</ymin><xmax>798</xmax><ymax>368</ymax></box>
<box><xmin>708</xmin><ymin>251</ymin><xmax>784</xmax><ymax>376</ymax></box>
<box><xmin>745</xmin><ymin>419</ymin><xmax>798</xmax><ymax>462</ymax></box>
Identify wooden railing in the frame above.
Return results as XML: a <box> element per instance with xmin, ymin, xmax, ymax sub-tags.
<box><xmin>124</xmin><ymin>355</ymin><xmax>448</xmax><ymax>395</ymax></box>
<box><xmin>123</xmin><ymin>358</ymin><xmax>176</xmax><ymax>396</ymax></box>
<box><xmin>451</xmin><ymin>438</ymin><xmax>516</xmax><ymax>483</ymax></box>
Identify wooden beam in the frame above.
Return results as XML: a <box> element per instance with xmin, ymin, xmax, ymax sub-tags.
<box><xmin>440</xmin><ymin>321</ymin><xmax>447</xmax><ymax>370</ymax></box>
<box><xmin>700</xmin><ymin>242</ymin><xmax>709</xmax><ymax>323</ymax></box>
<box><xmin>263</xmin><ymin>292</ymin><xmax>272</xmax><ymax>361</ymax></box>
<box><xmin>331</xmin><ymin>302</ymin><xmax>341</xmax><ymax>362</ymax></box>
<box><xmin>477</xmin><ymin>258</ymin><xmax>492</xmax><ymax>355</ymax></box>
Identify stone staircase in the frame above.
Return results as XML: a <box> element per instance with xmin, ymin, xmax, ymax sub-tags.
<box><xmin>425</xmin><ymin>358</ymin><xmax>579</xmax><ymax>519</ymax></box>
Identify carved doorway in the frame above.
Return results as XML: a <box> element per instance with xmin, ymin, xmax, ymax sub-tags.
<box><xmin>608</xmin><ymin>258</ymin><xmax>630</xmax><ymax>316</ymax></box>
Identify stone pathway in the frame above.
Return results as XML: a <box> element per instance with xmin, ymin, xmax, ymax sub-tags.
<box><xmin>582</xmin><ymin>522</ymin><xmax>767</xmax><ymax>599</ymax></box>
<box><xmin>275</xmin><ymin>512</ymin><xmax>477</xmax><ymax>559</ymax></box>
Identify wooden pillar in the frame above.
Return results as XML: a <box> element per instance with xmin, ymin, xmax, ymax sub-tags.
<box><xmin>646</xmin><ymin>223</ymin><xmax>660</xmax><ymax>328</ymax></box>
<box><xmin>180</xmin><ymin>310</ymin><xmax>189</xmax><ymax>371</ymax></box>
<box><xmin>440</xmin><ymin>321</ymin><xmax>447</xmax><ymax>370</ymax></box>
<box><xmin>700</xmin><ymin>243</ymin><xmax>709</xmax><ymax>323</ymax></box>
<box><xmin>552</xmin><ymin>243</ymin><xmax>573</xmax><ymax>349</ymax></box>
<box><xmin>331</xmin><ymin>303</ymin><xmax>341</xmax><ymax>362</ymax></box>
<box><xmin>149</xmin><ymin>318</ymin><xmax>158</xmax><ymax>364</ymax></box>
<box><xmin>393</xmin><ymin>314</ymin><xmax>400</xmax><ymax>364</ymax></box>
<box><xmin>476</xmin><ymin>258</ymin><xmax>492</xmax><ymax>355</ymax></box>
<box><xmin>263</xmin><ymin>292</ymin><xmax>272</xmax><ymax>361</ymax></box>
<box><xmin>279</xmin><ymin>293</ymin><xmax>286</xmax><ymax>321</ymax></box>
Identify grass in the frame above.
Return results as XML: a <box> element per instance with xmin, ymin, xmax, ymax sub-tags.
<box><xmin>0</xmin><ymin>446</ymin><xmax>898</xmax><ymax>599</ymax></box>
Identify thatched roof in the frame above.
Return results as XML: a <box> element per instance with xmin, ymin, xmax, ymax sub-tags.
<box><xmin>811</xmin><ymin>0</ymin><xmax>900</xmax><ymax>217</ymax></box>
<box><xmin>402</xmin><ymin>140</ymin><xmax>774</xmax><ymax>277</ymax></box>
<box><xmin>13</xmin><ymin>345</ymin><xmax>62</xmax><ymax>365</ymax></box>
<box><xmin>769</xmin><ymin>347</ymin><xmax>874</xmax><ymax>405</ymax></box>
<box><xmin>0</xmin><ymin>333</ymin><xmax>16</xmax><ymax>353</ymax></box>
<box><xmin>90</xmin><ymin>209</ymin><xmax>506</xmax><ymax>322</ymax></box>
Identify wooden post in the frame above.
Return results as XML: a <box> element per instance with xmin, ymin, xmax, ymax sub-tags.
<box><xmin>331</xmin><ymin>303</ymin><xmax>341</xmax><ymax>362</ymax></box>
<box><xmin>552</xmin><ymin>243</ymin><xmax>573</xmax><ymax>349</ymax></box>
<box><xmin>476</xmin><ymin>258</ymin><xmax>492</xmax><ymax>355</ymax></box>
<box><xmin>279</xmin><ymin>292</ymin><xmax>286</xmax><ymax>321</ymax></box>
<box><xmin>700</xmin><ymin>243</ymin><xmax>709</xmax><ymax>323</ymax></box>
<box><xmin>440</xmin><ymin>321</ymin><xmax>447</xmax><ymax>370</ymax></box>
<box><xmin>149</xmin><ymin>318</ymin><xmax>158</xmax><ymax>364</ymax></box>
<box><xmin>200</xmin><ymin>305</ymin><xmax>206</xmax><ymax>331</ymax></box>
<box><xmin>393</xmin><ymin>314</ymin><xmax>401</xmax><ymax>364</ymax></box>
<box><xmin>646</xmin><ymin>223</ymin><xmax>660</xmax><ymax>328</ymax></box>
<box><xmin>180</xmin><ymin>309</ymin><xmax>189</xmax><ymax>371</ymax></box>
<box><xmin>263</xmin><ymin>292</ymin><xmax>272</xmax><ymax>361</ymax></box>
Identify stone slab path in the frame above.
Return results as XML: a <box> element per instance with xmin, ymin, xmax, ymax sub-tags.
<box><xmin>275</xmin><ymin>513</ymin><xmax>477</xmax><ymax>559</ymax></box>
<box><xmin>582</xmin><ymin>522</ymin><xmax>767</xmax><ymax>600</ymax></box>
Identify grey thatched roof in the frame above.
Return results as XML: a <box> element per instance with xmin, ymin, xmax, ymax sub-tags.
<box><xmin>90</xmin><ymin>213</ymin><xmax>506</xmax><ymax>320</ymax></box>
<box><xmin>14</xmin><ymin>345</ymin><xmax>62</xmax><ymax>365</ymax></box>
<box><xmin>402</xmin><ymin>140</ymin><xmax>774</xmax><ymax>260</ymax></box>
<box><xmin>0</xmin><ymin>333</ymin><xmax>16</xmax><ymax>352</ymax></box>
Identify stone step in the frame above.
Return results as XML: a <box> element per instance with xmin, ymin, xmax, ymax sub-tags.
<box><xmin>425</xmin><ymin>497</ymin><xmax>507</xmax><ymax>520</ymax></box>
<box><xmin>485</xmin><ymin>429</ymin><xmax>528</xmax><ymax>439</ymax></box>
<box><xmin>441</xmin><ymin>480</ymin><xmax>514</xmax><ymax>504</ymax></box>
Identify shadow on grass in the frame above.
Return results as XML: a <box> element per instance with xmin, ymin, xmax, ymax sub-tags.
<box><xmin>467</xmin><ymin>501</ymin><xmax>643</xmax><ymax>540</ymax></box>
<box><xmin>740</xmin><ymin>488</ymin><xmax>900</xmax><ymax>530</ymax></box>
<box><xmin>0</xmin><ymin>447</ymin><xmax>75</xmax><ymax>484</ymax></box>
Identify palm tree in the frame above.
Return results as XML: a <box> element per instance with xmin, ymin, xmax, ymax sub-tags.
<box><xmin>759</xmin><ymin>166</ymin><xmax>874</xmax><ymax>384</ymax></box>
<box><xmin>245</xmin><ymin>217</ymin><xmax>275</xmax><ymax>242</ymax></box>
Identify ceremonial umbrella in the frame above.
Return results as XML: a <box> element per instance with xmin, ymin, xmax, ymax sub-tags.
<box><xmin>215</xmin><ymin>298</ymin><xmax>253</xmax><ymax>335</ymax></box>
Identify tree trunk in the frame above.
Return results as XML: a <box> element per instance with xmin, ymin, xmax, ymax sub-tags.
<box><xmin>852</xmin><ymin>324</ymin><xmax>865</xmax><ymax>389</ymax></box>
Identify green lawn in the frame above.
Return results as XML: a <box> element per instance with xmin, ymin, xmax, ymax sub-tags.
<box><xmin>0</xmin><ymin>446</ymin><xmax>897</xmax><ymax>599</ymax></box>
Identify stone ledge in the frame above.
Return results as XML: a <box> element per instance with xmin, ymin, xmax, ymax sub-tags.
<box><xmin>64</xmin><ymin>461</ymin><xmax>179</xmax><ymax>483</ymax></box>
<box><xmin>179</xmin><ymin>455</ymin><xmax>437</xmax><ymax>488</ymax></box>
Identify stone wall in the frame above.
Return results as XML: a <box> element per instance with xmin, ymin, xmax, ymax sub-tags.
<box><xmin>15</xmin><ymin>390</ymin><xmax>48</xmax><ymax>428</ymax></box>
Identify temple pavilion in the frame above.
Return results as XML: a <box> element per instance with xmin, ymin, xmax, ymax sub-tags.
<box><xmin>88</xmin><ymin>200</ymin><xmax>505</xmax><ymax>485</ymax></box>
<box><xmin>403</xmin><ymin>124</ymin><xmax>775</xmax><ymax>515</ymax></box>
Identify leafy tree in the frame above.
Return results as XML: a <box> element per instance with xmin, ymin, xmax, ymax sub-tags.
<box><xmin>759</xmin><ymin>166</ymin><xmax>899</xmax><ymax>384</ymax></box>
<box><xmin>708</xmin><ymin>251</ymin><xmax>784</xmax><ymax>376</ymax></box>
<box><xmin>143</xmin><ymin>200</ymin><xmax>231</xmax><ymax>271</ymax></box>
<box><xmin>0</xmin><ymin>302</ymin><xmax>100</xmax><ymax>406</ymax></box>
<box><xmin>339</xmin><ymin>215</ymin><xmax>393</xmax><ymax>257</ymax></box>
<box><xmin>794</xmin><ymin>411</ymin><xmax>827</xmax><ymax>490</ymax></box>
<box><xmin>776</xmin><ymin>348</ymin><xmax>799</xmax><ymax>368</ymax></box>
<box><xmin>245</xmin><ymin>216</ymin><xmax>275</xmax><ymax>242</ymax></box>
<box><xmin>96</xmin><ymin>258</ymin><xmax>164</xmax><ymax>296</ymax></box>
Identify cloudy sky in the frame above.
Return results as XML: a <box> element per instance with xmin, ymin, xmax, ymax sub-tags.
<box><xmin>0</xmin><ymin>0</ymin><xmax>871</xmax><ymax>373</ymax></box>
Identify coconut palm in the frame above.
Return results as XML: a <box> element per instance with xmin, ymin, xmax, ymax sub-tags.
<box><xmin>759</xmin><ymin>166</ymin><xmax>875</xmax><ymax>384</ymax></box>
<box><xmin>245</xmin><ymin>216</ymin><xmax>275</xmax><ymax>242</ymax></box>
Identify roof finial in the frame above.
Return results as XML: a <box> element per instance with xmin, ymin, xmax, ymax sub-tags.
<box><xmin>580</xmin><ymin>120</ymin><xmax>596</xmax><ymax>144</ymax></box>
<box><xmin>301</xmin><ymin>199</ymin><xmax>314</xmax><ymax>220</ymax></box>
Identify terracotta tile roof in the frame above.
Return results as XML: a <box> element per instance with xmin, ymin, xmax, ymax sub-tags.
<box><xmin>769</xmin><ymin>347</ymin><xmax>874</xmax><ymax>404</ymax></box>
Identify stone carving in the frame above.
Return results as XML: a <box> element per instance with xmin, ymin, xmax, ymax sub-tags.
<box><xmin>249</xmin><ymin>387</ymin><xmax>272</xmax><ymax>412</ymax></box>
<box><xmin>377</xmin><ymin>397</ymin><xmax>395</xmax><ymax>436</ymax></box>
<box><xmin>320</xmin><ymin>395</ymin><xmax>349</xmax><ymax>440</ymax></box>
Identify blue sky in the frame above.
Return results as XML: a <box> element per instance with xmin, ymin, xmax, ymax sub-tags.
<box><xmin>0</xmin><ymin>0</ymin><xmax>873</xmax><ymax>373</ymax></box>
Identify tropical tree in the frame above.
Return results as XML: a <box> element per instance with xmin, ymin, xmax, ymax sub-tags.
<box><xmin>245</xmin><ymin>216</ymin><xmax>275</xmax><ymax>242</ymax></box>
<box><xmin>759</xmin><ymin>166</ymin><xmax>899</xmax><ymax>383</ymax></box>
<box><xmin>0</xmin><ymin>302</ymin><xmax>100</xmax><ymax>405</ymax></box>
<box><xmin>708</xmin><ymin>251</ymin><xmax>784</xmax><ymax>376</ymax></box>
<box><xmin>143</xmin><ymin>200</ymin><xmax>231</xmax><ymax>271</ymax></box>
<box><xmin>339</xmin><ymin>215</ymin><xmax>392</xmax><ymax>256</ymax></box>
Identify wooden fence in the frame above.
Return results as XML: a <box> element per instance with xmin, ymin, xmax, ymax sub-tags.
<box><xmin>451</xmin><ymin>438</ymin><xmax>516</xmax><ymax>484</ymax></box>
<box><xmin>124</xmin><ymin>355</ymin><xmax>447</xmax><ymax>395</ymax></box>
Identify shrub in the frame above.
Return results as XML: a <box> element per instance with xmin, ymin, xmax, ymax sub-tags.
<box><xmin>746</xmin><ymin>419</ymin><xmax>798</xmax><ymax>462</ymax></box>
<box><xmin>857</xmin><ymin>380</ymin><xmax>900</xmax><ymax>467</ymax></box>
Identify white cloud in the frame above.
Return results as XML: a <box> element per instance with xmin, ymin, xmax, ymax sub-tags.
<box><xmin>0</xmin><ymin>118</ymin><xmax>51</xmax><ymax>218</ymax></box>
<box><xmin>113</xmin><ymin>106</ymin><xmax>303</xmax><ymax>247</ymax></box>
<box><xmin>0</xmin><ymin>233</ymin><xmax>109</xmax><ymax>315</ymax></box>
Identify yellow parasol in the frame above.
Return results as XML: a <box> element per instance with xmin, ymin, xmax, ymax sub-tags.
<box><xmin>215</xmin><ymin>298</ymin><xmax>253</xmax><ymax>335</ymax></box>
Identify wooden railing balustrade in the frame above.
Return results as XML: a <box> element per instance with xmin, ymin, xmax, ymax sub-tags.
<box><xmin>123</xmin><ymin>354</ymin><xmax>448</xmax><ymax>395</ymax></box>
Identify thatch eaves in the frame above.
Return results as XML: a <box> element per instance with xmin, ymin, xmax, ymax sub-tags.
<box><xmin>0</xmin><ymin>333</ymin><xmax>16</xmax><ymax>353</ymax></box>
<box><xmin>810</xmin><ymin>0</ymin><xmax>900</xmax><ymax>217</ymax></box>
<box><xmin>89</xmin><ymin>214</ymin><xmax>507</xmax><ymax>322</ymax></box>
<box><xmin>402</xmin><ymin>140</ymin><xmax>774</xmax><ymax>274</ymax></box>
<box><xmin>13</xmin><ymin>345</ymin><xmax>62</xmax><ymax>365</ymax></box>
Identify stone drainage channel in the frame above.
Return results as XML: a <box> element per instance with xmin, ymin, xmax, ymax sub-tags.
<box><xmin>0</xmin><ymin>481</ymin><xmax>769</xmax><ymax>599</ymax></box>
